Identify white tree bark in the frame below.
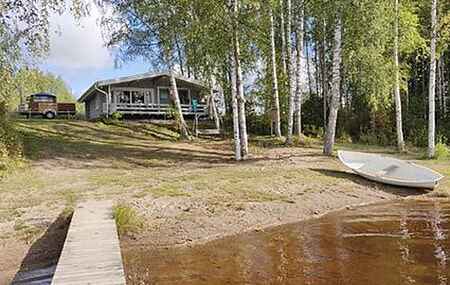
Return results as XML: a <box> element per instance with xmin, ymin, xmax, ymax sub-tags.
<box><xmin>394</xmin><ymin>0</ymin><xmax>405</xmax><ymax>152</ymax></box>
<box><xmin>169</xmin><ymin>70</ymin><xmax>190</xmax><ymax>140</ymax></box>
<box><xmin>233</xmin><ymin>17</ymin><xmax>249</xmax><ymax>158</ymax></box>
<box><xmin>285</xmin><ymin>0</ymin><xmax>296</xmax><ymax>144</ymax></box>
<box><xmin>294</xmin><ymin>2</ymin><xmax>304</xmax><ymax>136</ymax></box>
<box><xmin>230</xmin><ymin>0</ymin><xmax>248</xmax><ymax>159</ymax></box>
<box><xmin>268</xmin><ymin>4</ymin><xmax>282</xmax><ymax>137</ymax></box>
<box><xmin>323</xmin><ymin>17</ymin><xmax>342</xmax><ymax>156</ymax></box>
<box><xmin>209</xmin><ymin>88</ymin><xmax>221</xmax><ymax>130</ymax></box>
<box><xmin>230</xmin><ymin>54</ymin><xmax>241</xmax><ymax>161</ymax></box>
<box><xmin>428</xmin><ymin>0</ymin><xmax>437</xmax><ymax>158</ymax></box>
<box><xmin>280</xmin><ymin>0</ymin><xmax>287</xmax><ymax>75</ymax></box>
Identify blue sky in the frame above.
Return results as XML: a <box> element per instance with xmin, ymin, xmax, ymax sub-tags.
<box><xmin>39</xmin><ymin>1</ymin><xmax>310</xmax><ymax>99</ymax></box>
<box><xmin>39</xmin><ymin>3</ymin><xmax>149</xmax><ymax>98</ymax></box>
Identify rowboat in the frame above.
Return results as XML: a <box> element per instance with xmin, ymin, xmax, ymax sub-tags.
<box><xmin>338</xmin><ymin>150</ymin><xmax>444</xmax><ymax>189</ymax></box>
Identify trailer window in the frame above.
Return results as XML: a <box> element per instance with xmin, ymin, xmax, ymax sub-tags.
<box><xmin>33</xmin><ymin>95</ymin><xmax>56</xmax><ymax>103</ymax></box>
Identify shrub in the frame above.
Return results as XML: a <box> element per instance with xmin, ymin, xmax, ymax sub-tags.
<box><xmin>435</xmin><ymin>143</ymin><xmax>449</xmax><ymax>160</ymax></box>
<box><xmin>0</xmin><ymin>112</ymin><xmax>22</xmax><ymax>175</ymax></box>
<box><xmin>359</xmin><ymin>132</ymin><xmax>379</xmax><ymax>145</ymax></box>
<box><xmin>294</xmin><ymin>134</ymin><xmax>315</xmax><ymax>147</ymax></box>
<box><xmin>113</xmin><ymin>203</ymin><xmax>143</xmax><ymax>236</ymax></box>
<box><xmin>337</xmin><ymin>132</ymin><xmax>353</xmax><ymax>144</ymax></box>
<box><xmin>110</xmin><ymin>111</ymin><xmax>123</xmax><ymax>121</ymax></box>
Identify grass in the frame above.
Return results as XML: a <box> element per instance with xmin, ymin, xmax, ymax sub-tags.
<box><xmin>1</xmin><ymin>119</ymin><xmax>450</xmax><ymax>242</ymax></box>
<box><xmin>113</xmin><ymin>203</ymin><xmax>143</xmax><ymax>236</ymax></box>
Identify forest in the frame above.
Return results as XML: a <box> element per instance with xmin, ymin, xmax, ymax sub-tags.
<box><xmin>1</xmin><ymin>0</ymin><xmax>450</xmax><ymax>163</ymax></box>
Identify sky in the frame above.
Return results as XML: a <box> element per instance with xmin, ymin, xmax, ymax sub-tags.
<box><xmin>39</xmin><ymin>1</ymin><xmax>311</xmax><ymax>100</ymax></box>
<box><xmin>40</xmin><ymin>3</ymin><xmax>149</xmax><ymax>99</ymax></box>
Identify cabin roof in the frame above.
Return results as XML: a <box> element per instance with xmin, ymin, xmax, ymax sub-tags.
<box><xmin>78</xmin><ymin>71</ymin><xmax>209</xmax><ymax>103</ymax></box>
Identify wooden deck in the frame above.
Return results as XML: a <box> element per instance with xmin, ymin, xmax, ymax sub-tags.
<box><xmin>51</xmin><ymin>201</ymin><xmax>126</xmax><ymax>285</ymax></box>
<box><xmin>108</xmin><ymin>102</ymin><xmax>207</xmax><ymax>115</ymax></box>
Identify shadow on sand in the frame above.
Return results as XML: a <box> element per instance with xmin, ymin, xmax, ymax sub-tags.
<box><xmin>309</xmin><ymin>168</ymin><xmax>429</xmax><ymax>197</ymax></box>
<box><xmin>11</xmin><ymin>212</ymin><xmax>72</xmax><ymax>285</ymax></box>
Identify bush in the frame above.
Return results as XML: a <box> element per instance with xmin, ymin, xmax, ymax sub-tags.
<box><xmin>110</xmin><ymin>111</ymin><xmax>123</xmax><ymax>121</ymax></box>
<box><xmin>0</xmin><ymin>111</ymin><xmax>22</xmax><ymax>175</ymax></box>
<box><xmin>435</xmin><ymin>143</ymin><xmax>449</xmax><ymax>160</ymax></box>
<box><xmin>408</xmin><ymin>126</ymin><xmax>428</xmax><ymax>147</ymax></box>
<box><xmin>294</xmin><ymin>134</ymin><xmax>315</xmax><ymax>147</ymax></box>
<box><xmin>113</xmin><ymin>203</ymin><xmax>143</xmax><ymax>236</ymax></box>
<box><xmin>359</xmin><ymin>132</ymin><xmax>379</xmax><ymax>145</ymax></box>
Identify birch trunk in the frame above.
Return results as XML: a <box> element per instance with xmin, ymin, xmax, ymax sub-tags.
<box><xmin>394</xmin><ymin>0</ymin><xmax>405</xmax><ymax>152</ymax></box>
<box><xmin>321</xmin><ymin>19</ymin><xmax>328</xmax><ymax>131</ymax></box>
<box><xmin>268</xmin><ymin>4</ymin><xmax>282</xmax><ymax>137</ymax></box>
<box><xmin>232</xmin><ymin>0</ymin><xmax>248</xmax><ymax>158</ymax></box>
<box><xmin>280</xmin><ymin>0</ymin><xmax>287</xmax><ymax>75</ymax></box>
<box><xmin>294</xmin><ymin>3</ymin><xmax>304</xmax><ymax>136</ymax></box>
<box><xmin>428</xmin><ymin>0</ymin><xmax>437</xmax><ymax>158</ymax></box>
<box><xmin>323</xmin><ymin>17</ymin><xmax>342</xmax><ymax>156</ymax></box>
<box><xmin>209</xmin><ymin>88</ymin><xmax>221</xmax><ymax>130</ymax></box>
<box><xmin>169</xmin><ymin>70</ymin><xmax>190</xmax><ymax>140</ymax></box>
<box><xmin>306</xmin><ymin>31</ymin><xmax>313</xmax><ymax>97</ymax></box>
<box><xmin>230</xmin><ymin>55</ymin><xmax>241</xmax><ymax>160</ymax></box>
<box><xmin>285</xmin><ymin>0</ymin><xmax>296</xmax><ymax>144</ymax></box>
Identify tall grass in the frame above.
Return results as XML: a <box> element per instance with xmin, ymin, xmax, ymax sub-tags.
<box><xmin>113</xmin><ymin>203</ymin><xmax>143</xmax><ymax>236</ymax></box>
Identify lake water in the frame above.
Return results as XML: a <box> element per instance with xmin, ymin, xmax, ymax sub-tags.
<box><xmin>123</xmin><ymin>200</ymin><xmax>450</xmax><ymax>285</ymax></box>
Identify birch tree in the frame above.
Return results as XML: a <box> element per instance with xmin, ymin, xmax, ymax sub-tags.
<box><xmin>285</xmin><ymin>0</ymin><xmax>296</xmax><ymax>145</ymax></box>
<box><xmin>394</xmin><ymin>0</ymin><xmax>405</xmax><ymax>152</ymax></box>
<box><xmin>280</xmin><ymin>0</ymin><xmax>288</xmax><ymax>75</ymax></box>
<box><xmin>268</xmin><ymin>3</ymin><xmax>282</xmax><ymax>137</ymax></box>
<box><xmin>229</xmin><ymin>0</ymin><xmax>248</xmax><ymax>159</ymax></box>
<box><xmin>234</xmin><ymin>0</ymin><xmax>249</xmax><ymax>158</ymax></box>
<box><xmin>230</xmin><ymin>55</ymin><xmax>242</xmax><ymax>160</ymax></box>
<box><xmin>294</xmin><ymin>2</ymin><xmax>304</xmax><ymax>136</ymax></box>
<box><xmin>323</xmin><ymin>16</ymin><xmax>342</xmax><ymax>156</ymax></box>
<box><xmin>168</xmin><ymin>69</ymin><xmax>190</xmax><ymax>140</ymax></box>
<box><xmin>428</xmin><ymin>0</ymin><xmax>438</xmax><ymax>158</ymax></box>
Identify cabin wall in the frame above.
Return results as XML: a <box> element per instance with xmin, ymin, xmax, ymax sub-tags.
<box><xmin>85</xmin><ymin>92</ymin><xmax>106</xmax><ymax>120</ymax></box>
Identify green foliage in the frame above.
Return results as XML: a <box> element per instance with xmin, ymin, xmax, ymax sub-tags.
<box><xmin>0</xmin><ymin>109</ymin><xmax>22</xmax><ymax>175</ymax></box>
<box><xmin>9</xmin><ymin>68</ymin><xmax>76</xmax><ymax>111</ymax></box>
<box><xmin>111</xmin><ymin>112</ymin><xmax>123</xmax><ymax>121</ymax></box>
<box><xmin>435</xmin><ymin>143</ymin><xmax>449</xmax><ymax>160</ymax></box>
<box><xmin>113</xmin><ymin>203</ymin><xmax>143</xmax><ymax>236</ymax></box>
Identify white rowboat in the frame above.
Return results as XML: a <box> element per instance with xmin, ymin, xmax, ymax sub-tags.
<box><xmin>338</xmin><ymin>150</ymin><xmax>444</xmax><ymax>189</ymax></box>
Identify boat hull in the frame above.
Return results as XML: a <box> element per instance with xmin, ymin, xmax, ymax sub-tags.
<box><xmin>338</xmin><ymin>151</ymin><xmax>444</xmax><ymax>189</ymax></box>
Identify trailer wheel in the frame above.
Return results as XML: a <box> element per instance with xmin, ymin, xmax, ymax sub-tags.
<box><xmin>45</xmin><ymin>111</ymin><xmax>56</xmax><ymax>119</ymax></box>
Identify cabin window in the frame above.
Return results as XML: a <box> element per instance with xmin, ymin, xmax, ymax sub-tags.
<box><xmin>131</xmin><ymin>91</ymin><xmax>145</xmax><ymax>104</ymax></box>
<box><xmin>159</xmin><ymin>88</ymin><xmax>170</xmax><ymax>104</ymax></box>
<box><xmin>144</xmin><ymin>90</ymin><xmax>154</xmax><ymax>104</ymax></box>
<box><xmin>178</xmin><ymin>89</ymin><xmax>190</xmax><ymax>105</ymax></box>
<box><xmin>118</xmin><ymin>91</ymin><xmax>131</xmax><ymax>104</ymax></box>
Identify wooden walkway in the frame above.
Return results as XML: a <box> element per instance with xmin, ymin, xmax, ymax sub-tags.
<box><xmin>51</xmin><ymin>201</ymin><xmax>126</xmax><ymax>285</ymax></box>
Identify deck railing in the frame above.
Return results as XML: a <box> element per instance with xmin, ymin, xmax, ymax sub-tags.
<box><xmin>106</xmin><ymin>103</ymin><xmax>207</xmax><ymax>115</ymax></box>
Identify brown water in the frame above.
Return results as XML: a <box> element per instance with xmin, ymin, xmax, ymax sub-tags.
<box><xmin>123</xmin><ymin>200</ymin><xmax>450</xmax><ymax>285</ymax></box>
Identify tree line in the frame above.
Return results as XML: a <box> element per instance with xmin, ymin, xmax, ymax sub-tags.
<box><xmin>100</xmin><ymin>0</ymin><xmax>449</xmax><ymax>160</ymax></box>
<box><xmin>1</xmin><ymin>0</ymin><xmax>449</xmax><ymax>163</ymax></box>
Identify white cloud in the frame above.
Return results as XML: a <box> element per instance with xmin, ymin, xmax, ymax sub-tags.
<box><xmin>47</xmin><ymin>4</ymin><xmax>113</xmax><ymax>70</ymax></box>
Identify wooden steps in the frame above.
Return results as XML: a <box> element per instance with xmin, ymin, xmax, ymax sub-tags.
<box><xmin>51</xmin><ymin>201</ymin><xmax>126</xmax><ymax>285</ymax></box>
<box><xmin>196</xmin><ymin>128</ymin><xmax>221</xmax><ymax>136</ymax></box>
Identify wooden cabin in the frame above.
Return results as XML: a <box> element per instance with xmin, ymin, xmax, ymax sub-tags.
<box><xmin>78</xmin><ymin>72</ymin><xmax>210</xmax><ymax>120</ymax></box>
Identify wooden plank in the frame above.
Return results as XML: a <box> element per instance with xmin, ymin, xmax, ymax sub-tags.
<box><xmin>197</xmin><ymin>129</ymin><xmax>221</xmax><ymax>135</ymax></box>
<box><xmin>51</xmin><ymin>201</ymin><xmax>126</xmax><ymax>285</ymax></box>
